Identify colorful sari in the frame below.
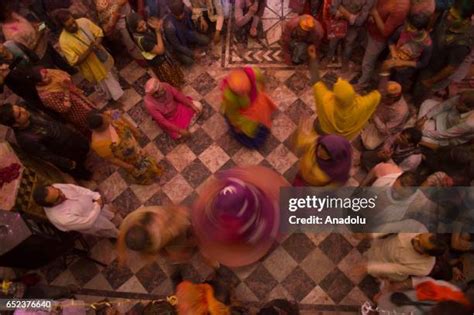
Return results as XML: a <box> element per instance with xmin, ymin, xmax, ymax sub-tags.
<box><xmin>36</xmin><ymin>69</ymin><xmax>95</xmax><ymax>135</ymax></box>
<box><xmin>91</xmin><ymin>111</ymin><xmax>161</xmax><ymax>184</ymax></box>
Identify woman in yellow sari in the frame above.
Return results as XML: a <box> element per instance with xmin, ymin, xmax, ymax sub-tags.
<box><xmin>294</xmin><ymin>119</ymin><xmax>352</xmax><ymax>187</ymax></box>
<box><xmin>87</xmin><ymin>110</ymin><xmax>161</xmax><ymax>184</ymax></box>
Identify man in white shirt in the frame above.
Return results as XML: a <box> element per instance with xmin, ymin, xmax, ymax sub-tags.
<box><xmin>365</xmin><ymin>220</ymin><xmax>447</xmax><ymax>282</ymax></box>
<box><xmin>33</xmin><ymin>184</ymin><xmax>119</xmax><ymax>238</ymax></box>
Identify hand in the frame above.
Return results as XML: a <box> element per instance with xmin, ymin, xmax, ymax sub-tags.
<box><xmin>180</xmin><ymin>129</ymin><xmax>191</xmax><ymax>138</ymax></box>
<box><xmin>148</xmin><ymin>17</ymin><xmax>163</xmax><ymax>31</ymax></box>
<box><xmin>95</xmin><ymin>197</ymin><xmax>104</xmax><ymax>207</ymax></box>
<box><xmin>249</xmin><ymin>2</ymin><xmax>259</xmax><ymax>14</ymax></box>
<box><xmin>0</xmin><ymin>63</ymin><xmax>11</xmax><ymax>79</ymax></box>
<box><xmin>382</xmin><ymin>59</ymin><xmax>395</xmax><ymax>71</ymax></box>
<box><xmin>307</xmin><ymin>45</ymin><xmax>317</xmax><ymax>60</ymax></box>
<box><xmin>192</xmin><ymin>104</ymin><xmax>202</xmax><ymax>114</ymax></box>
<box><xmin>416</xmin><ymin>116</ymin><xmax>428</xmax><ymax>129</ymax></box>
<box><xmin>199</xmin><ymin>17</ymin><xmax>208</xmax><ymax>33</ymax></box>
<box><xmin>370</xmin><ymin>7</ymin><xmax>378</xmax><ymax>17</ymax></box>
<box><xmin>213</xmin><ymin>31</ymin><xmax>221</xmax><ymax>44</ymax></box>
<box><xmin>249</xmin><ymin>27</ymin><xmax>257</xmax><ymax>37</ymax></box>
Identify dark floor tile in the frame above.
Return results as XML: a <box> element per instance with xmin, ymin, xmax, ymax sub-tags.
<box><xmin>180</xmin><ymin>264</ymin><xmax>202</xmax><ymax>283</ymax></box>
<box><xmin>157</xmin><ymin>159</ymin><xmax>178</xmax><ymax>185</ymax></box>
<box><xmin>196</xmin><ymin>100</ymin><xmax>216</xmax><ymax>126</ymax></box>
<box><xmin>41</xmin><ymin>259</ymin><xmax>67</xmax><ymax>284</ymax></box>
<box><xmin>182</xmin><ymin>191</ymin><xmax>199</xmax><ymax>206</ymax></box>
<box><xmin>68</xmin><ymin>257</ymin><xmax>100</xmax><ymax>286</ymax></box>
<box><xmin>356</xmin><ymin>238</ymin><xmax>371</xmax><ymax>254</ymax></box>
<box><xmin>185</xmin><ymin>128</ymin><xmax>214</xmax><ymax>155</ymax></box>
<box><xmin>257</xmin><ymin>133</ymin><xmax>281</xmax><ymax>157</ymax></box>
<box><xmin>127</xmin><ymin>101</ymin><xmax>149</xmax><ymax>125</ymax></box>
<box><xmin>285</xmin><ymin>71</ymin><xmax>310</xmax><ymax>96</ymax></box>
<box><xmin>281</xmin><ymin>233</ymin><xmax>316</xmax><ymax>263</ymax></box>
<box><xmin>112</xmin><ymin>188</ymin><xmax>142</xmax><ymax>217</ymax></box>
<box><xmin>144</xmin><ymin>191</ymin><xmax>172</xmax><ymax>207</ymax></box>
<box><xmin>154</xmin><ymin>133</ymin><xmax>179</xmax><ymax>155</ymax></box>
<box><xmin>135</xmin><ymin>262</ymin><xmax>167</xmax><ymax>293</ymax></box>
<box><xmin>216</xmin><ymin>266</ymin><xmax>241</xmax><ymax>289</ymax></box>
<box><xmin>191</xmin><ymin>72</ymin><xmax>217</xmax><ymax>96</ymax></box>
<box><xmin>218</xmin><ymin>159</ymin><xmax>237</xmax><ymax>172</ymax></box>
<box><xmin>133</xmin><ymin>73</ymin><xmax>152</xmax><ymax>96</ymax></box>
<box><xmin>181</xmin><ymin>159</ymin><xmax>212</xmax><ymax>188</ymax></box>
<box><xmin>244</xmin><ymin>265</ymin><xmax>278</xmax><ymax>300</ymax></box>
<box><xmin>216</xmin><ymin>133</ymin><xmax>242</xmax><ymax>157</ymax></box>
<box><xmin>285</xmin><ymin>99</ymin><xmax>314</xmax><ymax>124</ymax></box>
<box><xmin>358</xmin><ymin>274</ymin><xmax>379</xmax><ymax>301</ymax></box>
<box><xmin>101</xmin><ymin>259</ymin><xmax>134</xmax><ymax>290</ymax></box>
<box><xmin>319</xmin><ymin>268</ymin><xmax>354</xmax><ymax>304</ymax></box>
<box><xmin>318</xmin><ymin>234</ymin><xmax>353</xmax><ymax>264</ymax></box>
<box><xmin>281</xmin><ymin>266</ymin><xmax>316</xmax><ymax>301</ymax></box>
<box><xmin>283</xmin><ymin>162</ymin><xmax>299</xmax><ymax>184</ymax></box>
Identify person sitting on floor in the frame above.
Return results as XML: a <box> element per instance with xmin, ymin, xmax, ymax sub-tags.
<box><xmin>189</xmin><ymin>0</ymin><xmax>225</xmax><ymax>43</ymax></box>
<box><xmin>280</xmin><ymin>14</ymin><xmax>324</xmax><ymax>65</ymax></box>
<box><xmin>163</xmin><ymin>0</ymin><xmax>210</xmax><ymax>66</ymax></box>
<box><xmin>362</xmin><ymin>127</ymin><xmax>423</xmax><ymax>172</ymax></box>
<box><xmin>383</xmin><ymin>13</ymin><xmax>433</xmax><ymax>90</ymax></box>
<box><xmin>361</xmin><ymin>81</ymin><xmax>410</xmax><ymax>150</ymax></box>
<box><xmin>144</xmin><ymin>78</ymin><xmax>202</xmax><ymax>140</ymax></box>
<box><xmin>234</xmin><ymin>0</ymin><xmax>266</xmax><ymax>44</ymax></box>
<box><xmin>33</xmin><ymin>184</ymin><xmax>119</xmax><ymax>238</ymax></box>
<box><xmin>417</xmin><ymin>90</ymin><xmax>474</xmax><ymax>148</ymax></box>
<box><xmin>221</xmin><ymin>67</ymin><xmax>276</xmax><ymax>149</ymax></box>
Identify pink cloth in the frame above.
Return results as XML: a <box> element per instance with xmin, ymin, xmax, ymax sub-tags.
<box><xmin>144</xmin><ymin>83</ymin><xmax>195</xmax><ymax>139</ymax></box>
<box><xmin>368</xmin><ymin>0</ymin><xmax>410</xmax><ymax>42</ymax></box>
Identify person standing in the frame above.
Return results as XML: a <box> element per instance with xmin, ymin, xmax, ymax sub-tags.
<box><xmin>31</xmin><ymin>67</ymin><xmax>96</xmax><ymax>136</ymax></box>
<box><xmin>126</xmin><ymin>12</ymin><xmax>184</xmax><ymax>87</ymax></box>
<box><xmin>163</xmin><ymin>0</ymin><xmax>210</xmax><ymax>66</ymax></box>
<box><xmin>87</xmin><ymin>110</ymin><xmax>162</xmax><ymax>184</ymax></box>
<box><xmin>356</xmin><ymin>0</ymin><xmax>410</xmax><ymax>89</ymax></box>
<box><xmin>56</xmin><ymin>10</ymin><xmax>124</xmax><ymax>101</ymax></box>
<box><xmin>0</xmin><ymin>104</ymin><xmax>91</xmax><ymax>180</ymax></box>
<box><xmin>33</xmin><ymin>184</ymin><xmax>119</xmax><ymax>238</ymax></box>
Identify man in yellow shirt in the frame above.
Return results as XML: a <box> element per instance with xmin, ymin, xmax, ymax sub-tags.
<box><xmin>308</xmin><ymin>46</ymin><xmax>382</xmax><ymax>140</ymax></box>
<box><xmin>56</xmin><ymin>10</ymin><xmax>124</xmax><ymax>101</ymax></box>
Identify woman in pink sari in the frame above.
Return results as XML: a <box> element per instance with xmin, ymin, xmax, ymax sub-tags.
<box><xmin>144</xmin><ymin>78</ymin><xmax>202</xmax><ymax>139</ymax></box>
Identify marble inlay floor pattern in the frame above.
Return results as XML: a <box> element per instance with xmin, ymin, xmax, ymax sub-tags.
<box><xmin>35</xmin><ymin>2</ymin><xmax>376</xmax><ymax>313</ymax></box>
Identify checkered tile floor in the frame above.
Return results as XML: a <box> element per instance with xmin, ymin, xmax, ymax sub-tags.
<box><xmin>36</xmin><ymin>8</ymin><xmax>375</xmax><ymax>312</ymax></box>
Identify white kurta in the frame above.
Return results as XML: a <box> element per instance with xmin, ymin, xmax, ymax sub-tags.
<box><xmin>44</xmin><ymin>184</ymin><xmax>118</xmax><ymax>238</ymax></box>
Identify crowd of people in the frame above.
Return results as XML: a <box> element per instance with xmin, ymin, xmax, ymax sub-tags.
<box><xmin>0</xmin><ymin>0</ymin><xmax>474</xmax><ymax>313</ymax></box>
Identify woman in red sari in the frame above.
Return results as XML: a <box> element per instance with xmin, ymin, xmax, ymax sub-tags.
<box><xmin>31</xmin><ymin>68</ymin><xmax>96</xmax><ymax>136</ymax></box>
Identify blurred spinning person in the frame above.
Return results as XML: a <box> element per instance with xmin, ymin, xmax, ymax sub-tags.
<box><xmin>193</xmin><ymin>166</ymin><xmax>288</xmax><ymax>267</ymax></box>
<box><xmin>117</xmin><ymin>205</ymin><xmax>196</xmax><ymax>265</ymax></box>
<box><xmin>221</xmin><ymin>67</ymin><xmax>276</xmax><ymax>149</ymax></box>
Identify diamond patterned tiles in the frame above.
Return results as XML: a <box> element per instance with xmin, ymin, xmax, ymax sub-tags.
<box><xmin>36</xmin><ymin>1</ymin><xmax>377</xmax><ymax>310</ymax></box>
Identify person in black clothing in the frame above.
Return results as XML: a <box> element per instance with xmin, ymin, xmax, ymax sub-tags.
<box><xmin>0</xmin><ymin>103</ymin><xmax>92</xmax><ymax>180</ymax></box>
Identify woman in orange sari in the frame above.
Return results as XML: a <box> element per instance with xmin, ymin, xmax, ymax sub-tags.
<box><xmin>31</xmin><ymin>67</ymin><xmax>96</xmax><ymax>135</ymax></box>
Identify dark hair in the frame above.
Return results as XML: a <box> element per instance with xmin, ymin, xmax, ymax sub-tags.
<box><xmin>408</xmin><ymin>13</ymin><xmax>430</xmax><ymax>30</ymax></box>
<box><xmin>0</xmin><ymin>2</ymin><xmax>14</xmax><ymax>23</ymax></box>
<box><xmin>55</xmin><ymin>9</ymin><xmax>73</xmax><ymax>27</ymax></box>
<box><xmin>398</xmin><ymin>171</ymin><xmax>421</xmax><ymax>187</ymax></box>
<box><xmin>461</xmin><ymin>90</ymin><xmax>474</xmax><ymax>109</ymax></box>
<box><xmin>33</xmin><ymin>185</ymin><xmax>54</xmax><ymax>207</ymax></box>
<box><xmin>86</xmin><ymin>112</ymin><xmax>104</xmax><ymax>130</ymax></box>
<box><xmin>125</xmin><ymin>225</ymin><xmax>152</xmax><ymax>251</ymax></box>
<box><xmin>168</xmin><ymin>0</ymin><xmax>185</xmax><ymax>16</ymax></box>
<box><xmin>430</xmin><ymin>301</ymin><xmax>471</xmax><ymax>315</ymax></box>
<box><xmin>402</xmin><ymin>127</ymin><xmax>423</xmax><ymax>145</ymax></box>
<box><xmin>453</xmin><ymin>0</ymin><xmax>474</xmax><ymax>19</ymax></box>
<box><xmin>423</xmin><ymin>234</ymin><xmax>448</xmax><ymax>256</ymax></box>
<box><xmin>0</xmin><ymin>103</ymin><xmax>16</xmax><ymax>127</ymax></box>
<box><xmin>30</xmin><ymin>67</ymin><xmax>45</xmax><ymax>85</ymax></box>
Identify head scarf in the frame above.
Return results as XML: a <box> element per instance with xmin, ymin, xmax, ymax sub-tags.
<box><xmin>387</xmin><ymin>81</ymin><xmax>402</xmax><ymax>96</ymax></box>
<box><xmin>175</xmin><ymin>281</ymin><xmax>230</xmax><ymax>315</ymax></box>
<box><xmin>145</xmin><ymin>78</ymin><xmax>162</xmax><ymax>94</ymax></box>
<box><xmin>416</xmin><ymin>278</ymin><xmax>470</xmax><ymax>305</ymax></box>
<box><xmin>299</xmin><ymin>15</ymin><xmax>314</xmax><ymax>31</ymax></box>
<box><xmin>126</xmin><ymin>12</ymin><xmax>142</xmax><ymax>33</ymax></box>
<box><xmin>333</xmin><ymin>78</ymin><xmax>356</xmax><ymax>108</ymax></box>
<box><xmin>316</xmin><ymin>135</ymin><xmax>352</xmax><ymax>183</ymax></box>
